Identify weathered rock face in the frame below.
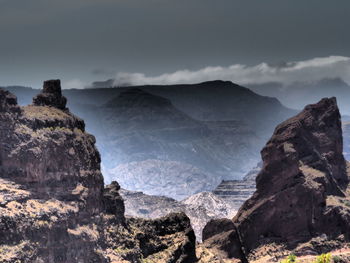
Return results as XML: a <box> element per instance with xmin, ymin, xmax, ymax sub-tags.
<box><xmin>0</xmin><ymin>83</ymin><xmax>105</xmax><ymax>262</ymax></box>
<box><xmin>0</xmin><ymin>81</ymin><xmax>197</xmax><ymax>263</ymax></box>
<box><xmin>103</xmin><ymin>188</ymin><xmax>197</xmax><ymax>263</ymax></box>
<box><xmin>203</xmin><ymin>98</ymin><xmax>350</xmax><ymax>262</ymax></box>
<box><xmin>33</xmin><ymin>79</ymin><xmax>67</xmax><ymax>110</ymax></box>
<box><xmin>103</xmin><ymin>181</ymin><xmax>125</xmax><ymax>223</ymax></box>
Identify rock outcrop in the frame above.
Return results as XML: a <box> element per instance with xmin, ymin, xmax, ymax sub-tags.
<box><xmin>203</xmin><ymin>98</ymin><xmax>350</xmax><ymax>262</ymax></box>
<box><xmin>0</xmin><ymin>80</ymin><xmax>197</xmax><ymax>263</ymax></box>
<box><xmin>33</xmin><ymin>79</ymin><xmax>67</xmax><ymax>110</ymax></box>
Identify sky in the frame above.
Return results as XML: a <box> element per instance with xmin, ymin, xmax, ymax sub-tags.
<box><xmin>0</xmin><ymin>0</ymin><xmax>350</xmax><ymax>88</ymax></box>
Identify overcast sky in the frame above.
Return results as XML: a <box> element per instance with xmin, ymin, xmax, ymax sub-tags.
<box><xmin>0</xmin><ymin>0</ymin><xmax>349</xmax><ymax>88</ymax></box>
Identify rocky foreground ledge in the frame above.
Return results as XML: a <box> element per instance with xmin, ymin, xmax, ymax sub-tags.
<box><xmin>0</xmin><ymin>80</ymin><xmax>196</xmax><ymax>263</ymax></box>
<box><xmin>201</xmin><ymin>97</ymin><xmax>350</xmax><ymax>262</ymax></box>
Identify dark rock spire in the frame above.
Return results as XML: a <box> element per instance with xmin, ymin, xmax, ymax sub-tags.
<box><xmin>33</xmin><ymin>79</ymin><xmax>67</xmax><ymax>110</ymax></box>
<box><xmin>203</xmin><ymin>97</ymin><xmax>350</xmax><ymax>262</ymax></box>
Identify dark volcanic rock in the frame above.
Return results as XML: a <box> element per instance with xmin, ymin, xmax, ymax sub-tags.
<box><xmin>120</xmin><ymin>188</ymin><xmax>235</xmax><ymax>242</ymax></box>
<box><xmin>0</xmin><ymin>83</ymin><xmax>105</xmax><ymax>262</ymax></box>
<box><xmin>0</xmin><ymin>81</ymin><xmax>197</xmax><ymax>263</ymax></box>
<box><xmin>33</xmin><ymin>79</ymin><xmax>67</xmax><ymax>110</ymax></box>
<box><xmin>202</xmin><ymin>218</ymin><xmax>235</xmax><ymax>242</ymax></box>
<box><xmin>103</xmin><ymin>181</ymin><xmax>125</xmax><ymax>222</ymax></box>
<box><xmin>0</xmin><ymin>89</ymin><xmax>20</xmax><ymax>112</ymax></box>
<box><xmin>203</xmin><ymin>97</ymin><xmax>350</xmax><ymax>262</ymax></box>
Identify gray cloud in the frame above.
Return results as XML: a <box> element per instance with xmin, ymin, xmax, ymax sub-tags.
<box><xmin>0</xmin><ymin>0</ymin><xmax>349</xmax><ymax>88</ymax></box>
<box><xmin>113</xmin><ymin>56</ymin><xmax>350</xmax><ymax>87</ymax></box>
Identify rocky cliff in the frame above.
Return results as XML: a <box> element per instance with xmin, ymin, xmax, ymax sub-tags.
<box><xmin>202</xmin><ymin>98</ymin><xmax>350</xmax><ymax>262</ymax></box>
<box><xmin>0</xmin><ymin>80</ymin><xmax>196</xmax><ymax>263</ymax></box>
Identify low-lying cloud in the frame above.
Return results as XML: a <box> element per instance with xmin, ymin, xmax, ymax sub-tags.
<box><xmin>113</xmin><ymin>56</ymin><xmax>350</xmax><ymax>86</ymax></box>
<box><xmin>63</xmin><ymin>79</ymin><xmax>87</xmax><ymax>89</ymax></box>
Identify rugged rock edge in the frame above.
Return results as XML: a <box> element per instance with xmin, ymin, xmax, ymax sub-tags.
<box><xmin>202</xmin><ymin>97</ymin><xmax>350</xmax><ymax>262</ymax></box>
<box><xmin>0</xmin><ymin>80</ymin><xmax>197</xmax><ymax>263</ymax></box>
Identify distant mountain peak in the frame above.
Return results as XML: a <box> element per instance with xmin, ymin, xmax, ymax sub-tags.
<box><xmin>106</xmin><ymin>88</ymin><xmax>172</xmax><ymax>108</ymax></box>
<box><xmin>198</xmin><ymin>80</ymin><xmax>234</xmax><ymax>86</ymax></box>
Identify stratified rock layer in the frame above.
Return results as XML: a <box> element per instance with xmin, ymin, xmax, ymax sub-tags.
<box><xmin>0</xmin><ymin>81</ymin><xmax>197</xmax><ymax>263</ymax></box>
<box><xmin>212</xmin><ymin>165</ymin><xmax>259</xmax><ymax>211</ymax></box>
<box><xmin>203</xmin><ymin>98</ymin><xmax>350</xmax><ymax>262</ymax></box>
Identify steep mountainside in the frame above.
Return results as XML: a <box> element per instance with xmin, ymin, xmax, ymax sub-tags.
<box><xmin>4</xmin><ymin>81</ymin><xmax>294</xmax><ymax>198</ymax></box>
<box><xmin>109</xmin><ymin>160</ymin><xmax>217</xmax><ymax>200</ymax></box>
<box><xmin>202</xmin><ymin>98</ymin><xmax>350</xmax><ymax>262</ymax></box>
<box><xmin>68</xmin><ymin>88</ymin><xmax>263</xmax><ymax>199</ymax></box>
<box><xmin>0</xmin><ymin>80</ymin><xmax>196</xmax><ymax>263</ymax></box>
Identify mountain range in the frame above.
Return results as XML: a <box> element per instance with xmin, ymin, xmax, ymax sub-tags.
<box><xmin>3</xmin><ymin>80</ymin><xmax>294</xmax><ymax>199</ymax></box>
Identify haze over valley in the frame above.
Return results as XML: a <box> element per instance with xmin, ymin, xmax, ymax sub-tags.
<box><xmin>1</xmin><ymin>0</ymin><xmax>350</xmax><ymax>262</ymax></box>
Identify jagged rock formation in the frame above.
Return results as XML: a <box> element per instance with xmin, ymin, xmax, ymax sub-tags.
<box><xmin>32</xmin><ymin>79</ymin><xmax>67</xmax><ymax>110</ymax></box>
<box><xmin>202</xmin><ymin>98</ymin><xmax>350</xmax><ymax>262</ymax></box>
<box><xmin>120</xmin><ymin>189</ymin><xmax>235</xmax><ymax>242</ymax></box>
<box><xmin>0</xmin><ymin>81</ymin><xmax>196</xmax><ymax>263</ymax></box>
